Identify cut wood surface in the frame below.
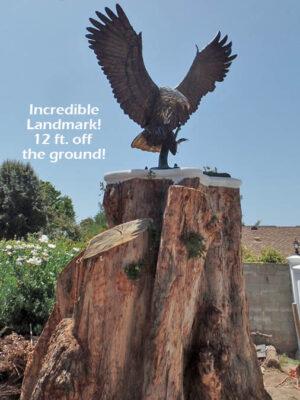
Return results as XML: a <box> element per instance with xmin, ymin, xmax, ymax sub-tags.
<box><xmin>83</xmin><ymin>218</ymin><xmax>152</xmax><ymax>259</ymax></box>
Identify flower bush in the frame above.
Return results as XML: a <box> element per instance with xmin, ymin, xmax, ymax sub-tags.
<box><xmin>0</xmin><ymin>235</ymin><xmax>84</xmax><ymax>335</ymax></box>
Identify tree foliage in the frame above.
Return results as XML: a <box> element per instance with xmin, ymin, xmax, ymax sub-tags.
<box><xmin>40</xmin><ymin>180</ymin><xmax>80</xmax><ymax>240</ymax></box>
<box><xmin>0</xmin><ymin>160</ymin><xmax>46</xmax><ymax>239</ymax></box>
<box><xmin>0</xmin><ymin>160</ymin><xmax>82</xmax><ymax>240</ymax></box>
<box><xmin>0</xmin><ymin>160</ymin><xmax>107</xmax><ymax>241</ymax></box>
<box><xmin>79</xmin><ymin>204</ymin><xmax>107</xmax><ymax>239</ymax></box>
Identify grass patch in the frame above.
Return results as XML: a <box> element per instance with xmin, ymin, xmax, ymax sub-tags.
<box><xmin>279</xmin><ymin>354</ymin><xmax>300</xmax><ymax>368</ymax></box>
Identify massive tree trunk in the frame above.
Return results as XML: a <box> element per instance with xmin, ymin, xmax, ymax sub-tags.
<box><xmin>21</xmin><ymin>177</ymin><xmax>271</xmax><ymax>400</ymax></box>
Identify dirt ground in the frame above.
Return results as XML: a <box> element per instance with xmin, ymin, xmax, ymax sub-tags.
<box><xmin>263</xmin><ymin>363</ymin><xmax>300</xmax><ymax>400</ymax></box>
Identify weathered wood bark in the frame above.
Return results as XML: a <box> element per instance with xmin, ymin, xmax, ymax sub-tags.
<box><xmin>21</xmin><ymin>178</ymin><xmax>271</xmax><ymax>400</ymax></box>
<box><xmin>103</xmin><ymin>178</ymin><xmax>173</xmax><ymax>230</ymax></box>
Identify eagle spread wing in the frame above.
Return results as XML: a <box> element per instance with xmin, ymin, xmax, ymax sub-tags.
<box><xmin>86</xmin><ymin>4</ymin><xmax>237</xmax><ymax>160</ymax></box>
<box><xmin>176</xmin><ymin>32</ymin><xmax>237</xmax><ymax>121</ymax></box>
<box><xmin>86</xmin><ymin>4</ymin><xmax>159</xmax><ymax>128</ymax></box>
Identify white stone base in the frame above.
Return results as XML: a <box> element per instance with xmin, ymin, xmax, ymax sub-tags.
<box><xmin>104</xmin><ymin>167</ymin><xmax>242</xmax><ymax>188</ymax></box>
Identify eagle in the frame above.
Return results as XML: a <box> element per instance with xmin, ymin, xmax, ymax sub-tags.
<box><xmin>86</xmin><ymin>4</ymin><xmax>237</xmax><ymax>168</ymax></box>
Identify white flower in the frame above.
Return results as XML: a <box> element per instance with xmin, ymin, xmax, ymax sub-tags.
<box><xmin>7</xmin><ymin>251</ymin><xmax>12</xmax><ymax>255</ymax></box>
<box><xmin>39</xmin><ymin>235</ymin><xmax>49</xmax><ymax>243</ymax></box>
<box><xmin>17</xmin><ymin>256</ymin><xmax>25</xmax><ymax>262</ymax></box>
<box><xmin>35</xmin><ymin>245</ymin><xmax>41</xmax><ymax>250</ymax></box>
<box><xmin>43</xmin><ymin>256</ymin><xmax>49</xmax><ymax>261</ymax></box>
<box><xmin>6</xmin><ymin>245</ymin><xmax>12</xmax><ymax>250</ymax></box>
<box><xmin>31</xmin><ymin>250</ymin><xmax>38</xmax><ymax>256</ymax></box>
<box><xmin>48</xmin><ymin>244</ymin><xmax>56</xmax><ymax>249</ymax></box>
<box><xmin>73</xmin><ymin>247</ymin><xmax>80</xmax><ymax>252</ymax></box>
<box><xmin>26</xmin><ymin>244</ymin><xmax>34</xmax><ymax>249</ymax></box>
<box><xmin>27</xmin><ymin>256</ymin><xmax>42</xmax><ymax>266</ymax></box>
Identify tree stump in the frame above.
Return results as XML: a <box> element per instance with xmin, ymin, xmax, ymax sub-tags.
<box><xmin>21</xmin><ymin>176</ymin><xmax>271</xmax><ymax>400</ymax></box>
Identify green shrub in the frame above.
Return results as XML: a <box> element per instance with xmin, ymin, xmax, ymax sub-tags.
<box><xmin>40</xmin><ymin>180</ymin><xmax>80</xmax><ymax>240</ymax></box>
<box><xmin>79</xmin><ymin>204</ymin><xmax>108</xmax><ymax>240</ymax></box>
<box><xmin>242</xmin><ymin>246</ymin><xmax>258</xmax><ymax>262</ymax></box>
<box><xmin>0</xmin><ymin>235</ymin><xmax>84</xmax><ymax>335</ymax></box>
<box><xmin>258</xmin><ymin>248</ymin><xmax>286</xmax><ymax>264</ymax></box>
<box><xmin>242</xmin><ymin>246</ymin><xmax>286</xmax><ymax>264</ymax></box>
<box><xmin>0</xmin><ymin>160</ymin><xmax>46</xmax><ymax>239</ymax></box>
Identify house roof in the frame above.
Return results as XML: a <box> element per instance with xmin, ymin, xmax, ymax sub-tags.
<box><xmin>241</xmin><ymin>226</ymin><xmax>300</xmax><ymax>258</ymax></box>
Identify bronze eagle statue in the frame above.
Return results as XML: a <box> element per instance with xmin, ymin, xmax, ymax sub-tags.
<box><xmin>86</xmin><ymin>4</ymin><xmax>237</xmax><ymax>169</ymax></box>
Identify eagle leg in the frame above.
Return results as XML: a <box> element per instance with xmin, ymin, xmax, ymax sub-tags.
<box><xmin>150</xmin><ymin>143</ymin><xmax>170</xmax><ymax>170</ymax></box>
<box><xmin>158</xmin><ymin>143</ymin><xmax>170</xmax><ymax>169</ymax></box>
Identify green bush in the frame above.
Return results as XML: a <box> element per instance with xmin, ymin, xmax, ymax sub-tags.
<box><xmin>0</xmin><ymin>235</ymin><xmax>84</xmax><ymax>335</ymax></box>
<box><xmin>258</xmin><ymin>248</ymin><xmax>286</xmax><ymax>264</ymax></box>
<box><xmin>0</xmin><ymin>160</ymin><xmax>46</xmax><ymax>239</ymax></box>
<box><xmin>242</xmin><ymin>246</ymin><xmax>258</xmax><ymax>262</ymax></box>
<box><xmin>40</xmin><ymin>180</ymin><xmax>80</xmax><ymax>240</ymax></box>
<box><xmin>242</xmin><ymin>246</ymin><xmax>286</xmax><ymax>264</ymax></box>
<box><xmin>79</xmin><ymin>204</ymin><xmax>108</xmax><ymax>239</ymax></box>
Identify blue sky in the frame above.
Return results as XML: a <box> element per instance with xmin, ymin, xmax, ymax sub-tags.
<box><xmin>0</xmin><ymin>0</ymin><xmax>299</xmax><ymax>226</ymax></box>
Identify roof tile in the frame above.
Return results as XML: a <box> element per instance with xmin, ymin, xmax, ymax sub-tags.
<box><xmin>242</xmin><ymin>226</ymin><xmax>300</xmax><ymax>258</ymax></box>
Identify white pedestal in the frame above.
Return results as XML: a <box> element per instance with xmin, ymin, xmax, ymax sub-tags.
<box><xmin>104</xmin><ymin>167</ymin><xmax>242</xmax><ymax>188</ymax></box>
<box><xmin>287</xmin><ymin>255</ymin><xmax>300</xmax><ymax>359</ymax></box>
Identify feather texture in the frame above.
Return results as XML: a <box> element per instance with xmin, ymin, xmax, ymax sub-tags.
<box><xmin>86</xmin><ymin>4</ymin><xmax>159</xmax><ymax>128</ymax></box>
<box><xmin>176</xmin><ymin>32</ymin><xmax>237</xmax><ymax>119</ymax></box>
